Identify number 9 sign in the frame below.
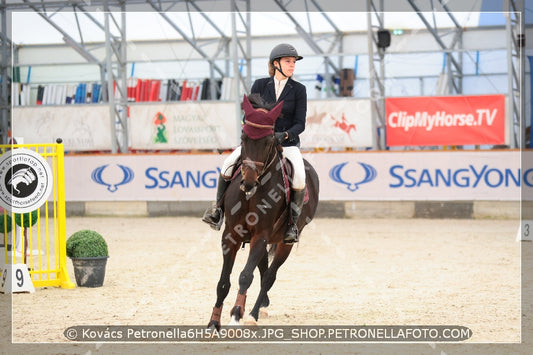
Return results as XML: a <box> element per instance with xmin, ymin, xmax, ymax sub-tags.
<box><xmin>0</xmin><ymin>264</ymin><xmax>35</xmax><ymax>293</ymax></box>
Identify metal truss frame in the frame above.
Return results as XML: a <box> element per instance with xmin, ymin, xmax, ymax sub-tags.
<box><xmin>0</xmin><ymin>4</ymin><xmax>9</xmax><ymax>143</ymax></box>
<box><xmin>406</xmin><ymin>0</ymin><xmax>464</xmax><ymax>95</ymax></box>
<box><xmin>103</xmin><ymin>4</ymin><xmax>128</xmax><ymax>153</ymax></box>
<box><xmin>506</xmin><ymin>0</ymin><xmax>525</xmax><ymax>148</ymax></box>
<box><xmin>366</xmin><ymin>0</ymin><xmax>386</xmax><ymax>150</ymax></box>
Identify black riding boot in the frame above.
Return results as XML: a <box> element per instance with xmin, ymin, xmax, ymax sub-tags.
<box><xmin>202</xmin><ymin>176</ymin><xmax>231</xmax><ymax>230</ymax></box>
<box><xmin>284</xmin><ymin>189</ymin><xmax>306</xmax><ymax>244</ymax></box>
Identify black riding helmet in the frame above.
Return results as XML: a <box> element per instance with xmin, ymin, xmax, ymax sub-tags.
<box><xmin>269</xmin><ymin>43</ymin><xmax>303</xmax><ymax>77</ymax></box>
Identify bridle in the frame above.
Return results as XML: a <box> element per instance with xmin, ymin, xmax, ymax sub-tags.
<box><xmin>240</xmin><ymin>133</ymin><xmax>279</xmax><ymax>187</ymax></box>
<box><xmin>239</xmin><ymin>96</ymin><xmax>284</xmax><ymax>194</ymax></box>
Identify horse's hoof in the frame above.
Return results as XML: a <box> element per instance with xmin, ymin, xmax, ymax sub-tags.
<box><xmin>244</xmin><ymin>315</ymin><xmax>257</xmax><ymax>326</ymax></box>
<box><xmin>259</xmin><ymin>307</ymin><xmax>269</xmax><ymax>319</ymax></box>
<box><xmin>207</xmin><ymin>321</ymin><xmax>220</xmax><ymax>331</ymax></box>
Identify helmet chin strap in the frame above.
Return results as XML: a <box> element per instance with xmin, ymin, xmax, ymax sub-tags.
<box><xmin>274</xmin><ymin>60</ymin><xmax>289</xmax><ymax>78</ymax></box>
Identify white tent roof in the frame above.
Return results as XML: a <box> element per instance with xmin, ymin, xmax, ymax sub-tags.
<box><xmin>11</xmin><ymin>11</ymin><xmax>489</xmax><ymax>45</ymax></box>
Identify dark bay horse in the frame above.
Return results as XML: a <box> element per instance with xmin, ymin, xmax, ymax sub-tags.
<box><xmin>207</xmin><ymin>94</ymin><xmax>319</xmax><ymax>330</ymax></box>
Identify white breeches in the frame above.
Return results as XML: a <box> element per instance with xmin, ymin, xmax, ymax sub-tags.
<box><xmin>221</xmin><ymin>146</ymin><xmax>242</xmax><ymax>178</ymax></box>
<box><xmin>220</xmin><ymin>145</ymin><xmax>306</xmax><ymax>190</ymax></box>
<box><xmin>281</xmin><ymin>146</ymin><xmax>306</xmax><ymax>190</ymax></box>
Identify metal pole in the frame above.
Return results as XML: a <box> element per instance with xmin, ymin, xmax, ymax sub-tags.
<box><xmin>119</xmin><ymin>9</ymin><xmax>128</xmax><ymax>152</ymax></box>
<box><xmin>379</xmin><ymin>45</ymin><xmax>386</xmax><ymax>149</ymax></box>
<box><xmin>518</xmin><ymin>2</ymin><xmax>526</xmax><ymax>149</ymax></box>
<box><xmin>231</xmin><ymin>0</ymin><xmax>241</xmax><ymax>139</ymax></box>
<box><xmin>505</xmin><ymin>13</ymin><xmax>514</xmax><ymax>148</ymax></box>
<box><xmin>366</xmin><ymin>8</ymin><xmax>378</xmax><ymax>150</ymax></box>
<box><xmin>0</xmin><ymin>2</ymin><xmax>9</xmax><ymax>144</ymax></box>
<box><xmin>104</xmin><ymin>12</ymin><xmax>117</xmax><ymax>153</ymax></box>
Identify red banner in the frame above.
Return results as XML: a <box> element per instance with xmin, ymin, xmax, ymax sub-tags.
<box><xmin>385</xmin><ymin>95</ymin><xmax>506</xmax><ymax>146</ymax></box>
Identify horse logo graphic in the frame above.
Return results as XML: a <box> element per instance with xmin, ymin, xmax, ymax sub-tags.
<box><xmin>0</xmin><ymin>148</ymin><xmax>53</xmax><ymax>213</ymax></box>
<box><xmin>332</xmin><ymin>113</ymin><xmax>356</xmax><ymax>135</ymax></box>
<box><xmin>329</xmin><ymin>162</ymin><xmax>377</xmax><ymax>192</ymax></box>
<box><xmin>91</xmin><ymin>164</ymin><xmax>134</xmax><ymax>192</ymax></box>
<box><xmin>8</xmin><ymin>167</ymin><xmax>37</xmax><ymax>195</ymax></box>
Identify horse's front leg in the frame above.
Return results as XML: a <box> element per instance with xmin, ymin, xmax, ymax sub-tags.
<box><xmin>248</xmin><ymin>242</ymin><xmax>293</xmax><ymax>323</ymax></box>
<box><xmin>208</xmin><ymin>232</ymin><xmax>240</xmax><ymax>331</ymax></box>
<box><xmin>229</xmin><ymin>236</ymin><xmax>267</xmax><ymax>325</ymax></box>
<box><xmin>256</xmin><ymin>246</ymin><xmax>271</xmax><ymax>312</ymax></box>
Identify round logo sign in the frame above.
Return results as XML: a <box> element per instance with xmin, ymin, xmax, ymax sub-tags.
<box><xmin>0</xmin><ymin>148</ymin><xmax>53</xmax><ymax>213</ymax></box>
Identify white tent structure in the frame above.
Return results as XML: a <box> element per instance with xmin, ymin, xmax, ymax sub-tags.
<box><xmin>1</xmin><ymin>0</ymin><xmax>530</xmax><ymax>151</ymax></box>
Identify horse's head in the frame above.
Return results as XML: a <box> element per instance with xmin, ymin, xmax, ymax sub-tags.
<box><xmin>240</xmin><ymin>94</ymin><xmax>283</xmax><ymax>195</ymax></box>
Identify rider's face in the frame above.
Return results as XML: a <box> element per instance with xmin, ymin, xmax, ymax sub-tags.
<box><xmin>276</xmin><ymin>57</ymin><xmax>296</xmax><ymax>77</ymax></box>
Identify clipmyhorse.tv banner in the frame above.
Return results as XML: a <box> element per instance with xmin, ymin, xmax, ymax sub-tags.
<box><xmin>385</xmin><ymin>95</ymin><xmax>506</xmax><ymax>147</ymax></box>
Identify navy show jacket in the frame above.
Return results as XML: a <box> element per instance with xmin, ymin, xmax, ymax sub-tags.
<box><xmin>250</xmin><ymin>76</ymin><xmax>307</xmax><ymax>147</ymax></box>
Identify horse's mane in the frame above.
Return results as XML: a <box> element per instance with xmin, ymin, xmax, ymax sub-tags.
<box><xmin>247</xmin><ymin>93</ymin><xmax>276</xmax><ymax>111</ymax></box>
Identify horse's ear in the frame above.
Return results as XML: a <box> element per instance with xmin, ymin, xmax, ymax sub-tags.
<box><xmin>242</xmin><ymin>94</ymin><xmax>253</xmax><ymax>115</ymax></box>
<box><xmin>268</xmin><ymin>100</ymin><xmax>284</xmax><ymax>121</ymax></box>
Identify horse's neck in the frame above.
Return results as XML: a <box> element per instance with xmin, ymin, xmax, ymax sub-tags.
<box><xmin>265</xmin><ymin>152</ymin><xmax>290</xmax><ymax>203</ymax></box>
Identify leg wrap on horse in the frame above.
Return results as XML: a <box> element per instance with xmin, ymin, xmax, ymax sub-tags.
<box><xmin>210</xmin><ymin>305</ymin><xmax>223</xmax><ymax>323</ymax></box>
<box><xmin>231</xmin><ymin>292</ymin><xmax>247</xmax><ymax>318</ymax></box>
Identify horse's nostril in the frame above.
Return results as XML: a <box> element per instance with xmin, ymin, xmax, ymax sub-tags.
<box><xmin>240</xmin><ymin>180</ymin><xmax>257</xmax><ymax>196</ymax></box>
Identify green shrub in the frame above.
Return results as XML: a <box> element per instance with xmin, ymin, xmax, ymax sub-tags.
<box><xmin>14</xmin><ymin>209</ymin><xmax>38</xmax><ymax>228</ymax></box>
<box><xmin>0</xmin><ymin>214</ymin><xmax>12</xmax><ymax>234</ymax></box>
<box><xmin>66</xmin><ymin>230</ymin><xmax>108</xmax><ymax>258</ymax></box>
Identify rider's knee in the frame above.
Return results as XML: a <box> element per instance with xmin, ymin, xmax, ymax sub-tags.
<box><xmin>291</xmin><ymin>170</ymin><xmax>306</xmax><ymax>190</ymax></box>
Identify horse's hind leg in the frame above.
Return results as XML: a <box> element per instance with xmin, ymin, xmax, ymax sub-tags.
<box><xmin>229</xmin><ymin>237</ymin><xmax>267</xmax><ymax>325</ymax></box>
<box><xmin>257</xmin><ymin>247</ymin><xmax>270</xmax><ymax>310</ymax></box>
<box><xmin>248</xmin><ymin>243</ymin><xmax>293</xmax><ymax>323</ymax></box>
<box><xmin>208</xmin><ymin>239</ymin><xmax>239</xmax><ymax>331</ymax></box>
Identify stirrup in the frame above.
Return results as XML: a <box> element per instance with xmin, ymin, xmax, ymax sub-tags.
<box><xmin>284</xmin><ymin>224</ymin><xmax>299</xmax><ymax>244</ymax></box>
<box><xmin>202</xmin><ymin>206</ymin><xmax>224</xmax><ymax>231</ymax></box>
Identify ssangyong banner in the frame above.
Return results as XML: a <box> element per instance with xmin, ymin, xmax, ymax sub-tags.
<box><xmin>385</xmin><ymin>95</ymin><xmax>506</xmax><ymax>147</ymax></box>
<box><xmin>129</xmin><ymin>102</ymin><xmax>239</xmax><ymax>150</ymax></box>
<box><xmin>64</xmin><ymin>150</ymin><xmax>524</xmax><ymax>202</ymax></box>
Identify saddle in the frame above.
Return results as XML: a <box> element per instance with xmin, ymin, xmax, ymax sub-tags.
<box><xmin>231</xmin><ymin>154</ymin><xmax>309</xmax><ymax>247</ymax></box>
<box><xmin>232</xmin><ymin>154</ymin><xmax>308</xmax><ymax>205</ymax></box>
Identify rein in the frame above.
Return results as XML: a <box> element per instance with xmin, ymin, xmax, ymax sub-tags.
<box><xmin>241</xmin><ymin>137</ymin><xmax>279</xmax><ymax>179</ymax></box>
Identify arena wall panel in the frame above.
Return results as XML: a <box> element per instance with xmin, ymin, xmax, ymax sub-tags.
<box><xmin>64</xmin><ymin>150</ymin><xmax>524</xmax><ymax>203</ymax></box>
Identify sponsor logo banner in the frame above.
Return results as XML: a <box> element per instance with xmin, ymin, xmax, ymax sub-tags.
<box><xmin>65</xmin><ymin>151</ymin><xmax>522</xmax><ymax>202</ymax></box>
<box><xmin>12</xmin><ymin>99</ymin><xmax>374</xmax><ymax>152</ymax></box>
<box><xmin>385</xmin><ymin>95</ymin><xmax>506</xmax><ymax>146</ymax></box>
<box><xmin>12</xmin><ymin>106</ymin><xmax>112</xmax><ymax>151</ymax></box>
<box><xmin>301</xmin><ymin>99</ymin><xmax>373</xmax><ymax>149</ymax></box>
<box><xmin>65</xmin><ymin>154</ymin><xmax>224</xmax><ymax>201</ymax></box>
<box><xmin>0</xmin><ymin>148</ymin><xmax>53</xmax><ymax>213</ymax></box>
<box><xmin>312</xmin><ymin>150</ymin><xmax>520</xmax><ymax>201</ymax></box>
<box><xmin>129</xmin><ymin>102</ymin><xmax>239</xmax><ymax>150</ymax></box>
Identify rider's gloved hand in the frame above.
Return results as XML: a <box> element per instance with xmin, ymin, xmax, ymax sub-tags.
<box><xmin>275</xmin><ymin>132</ymin><xmax>288</xmax><ymax>144</ymax></box>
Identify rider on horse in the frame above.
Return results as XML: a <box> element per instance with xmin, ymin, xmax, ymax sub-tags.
<box><xmin>202</xmin><ymin>43</ymin><xmax>308</xmax><ymax>244</ymax></box>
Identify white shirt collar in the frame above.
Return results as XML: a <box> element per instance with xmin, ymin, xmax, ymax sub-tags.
<box><xmin>274</xmin><ymin>77</ymin><xmax>288</xmax><ymax>100</ymax></box>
